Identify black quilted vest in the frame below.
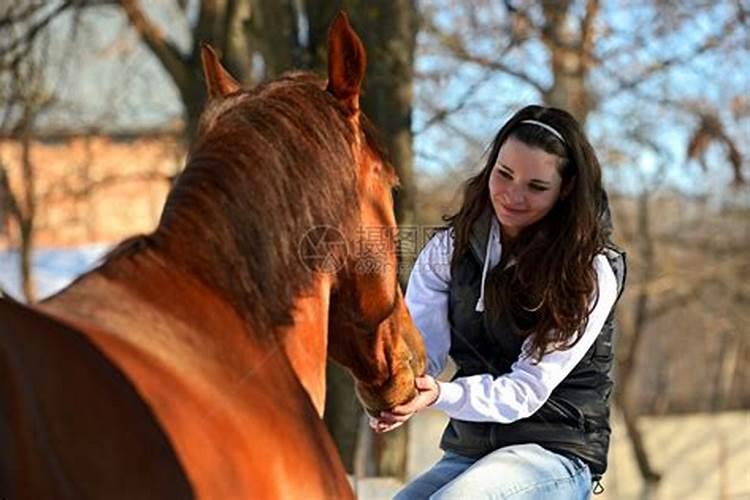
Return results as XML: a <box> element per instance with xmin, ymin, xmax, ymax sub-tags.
<box><xmin>440</xmin><ymin>210</ymin><xmax>626</xmax><ymax>479</ymax></box>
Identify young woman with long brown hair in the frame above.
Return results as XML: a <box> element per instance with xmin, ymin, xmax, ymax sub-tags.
<box><xmin>372</xmin><ymin>105</ymin><xmax>626</xmax><ymax>499</ymax></box>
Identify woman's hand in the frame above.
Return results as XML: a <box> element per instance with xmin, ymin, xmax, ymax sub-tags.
<box><xmin>369</xmin><ymin>376</ymin><xmax>440</xmax><ymax>433</ymax></box>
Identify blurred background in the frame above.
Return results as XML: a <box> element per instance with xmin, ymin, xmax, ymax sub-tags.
<box><xmin>0</xmin><ymin>1</ymin><xmax>748</xmax><ymax>498</ymax></box>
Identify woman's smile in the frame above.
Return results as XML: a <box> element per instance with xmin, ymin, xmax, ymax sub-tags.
<box><xmin>498</xmin><ymin>203</ymin><xmax>527</xmax><ymax>215</ymax></box>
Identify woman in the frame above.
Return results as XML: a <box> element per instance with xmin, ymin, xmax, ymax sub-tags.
<box><xmin>372</xmin><ymin>105</ymin><xmax>626</xmax><ymax>499</ymax></box>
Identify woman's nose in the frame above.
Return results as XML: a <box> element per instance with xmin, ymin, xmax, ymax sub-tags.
<box><xmin>504</xmin><ymin>185</ymin><xmax>525</xmax><ymax>204</ymax></box>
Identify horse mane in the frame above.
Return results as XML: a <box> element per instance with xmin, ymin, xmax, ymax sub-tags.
<box><xmin>99</xmin><ymin>71</ymin><xmax>378</xmax><ymax>339</ymax></box>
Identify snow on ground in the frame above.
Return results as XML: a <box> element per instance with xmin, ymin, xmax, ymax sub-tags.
<box><xmin>0</xmin><ymin>244</ymin><xmax>112</xmax><ymax>301</ymax></box>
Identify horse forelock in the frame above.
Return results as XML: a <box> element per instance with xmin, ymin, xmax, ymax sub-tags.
<box><xmin>138</xmin><ymin>72</ymin><xmax>366</xmax><ymax>338</ymax></box>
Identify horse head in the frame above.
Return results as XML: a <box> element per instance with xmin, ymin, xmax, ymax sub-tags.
<box><xmin>197</xmin><ymin>12</ymin><xmax>425</xmax><ymax>417</ymax></box>
<box><xmin>322</xmin><ymin>13</ymin><xmax>427</xmax><ymax>414</ymax></box>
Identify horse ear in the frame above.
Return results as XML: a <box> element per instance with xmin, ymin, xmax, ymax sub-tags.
<box><xmin>326</xmin><ymin>11</ymin><xmax>366</xmax><ymax>115</ymax></box>
<box><xmin>200</xmin><ymin>43</ymin><xmax>241</xmax><ymax>99</ymax></box>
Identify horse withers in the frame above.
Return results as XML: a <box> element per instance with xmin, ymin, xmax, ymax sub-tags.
<box><xmin>0</xmin><ymin>13</ymin><xmax>425</xmax><ymax>499</ymax></box>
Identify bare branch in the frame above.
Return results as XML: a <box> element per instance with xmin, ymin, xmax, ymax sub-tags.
<box><xmin>687</xmin><ymin>112</ymin><xmax>745</xmax><ymax>185</ymax></box>
<box><xmin>580</xmin><ymin>0</ymin><xmax>600</xmax><ymax>74</ymax></box>
<box><xmin>647</xmin><ymin>276</ymin><xmax>734</xmax><ymax>321</ymax></box>
<box><xmin>117</xmin><ymin>0</ymin><xmax>190</xmax><ymax>89</ymax></box>
<box><xmin>0</xmin><ymin>2</ymin><xmax>48</xmax><ymax>29</ymax></box>
<box><xmin>734</xmin><ymin>0</ymin><xmax>748</xmax><ymax>26</ymax></box>
<box><xmin>420</xmin><ymin>15</ymin><xmax>545</xmax><ymax>93</ymax></box>
<box><xmin>416</xmin><ymin>69</ymin><xmax>494</xmax><ymax>135</ymax></box>
<box><xmin>0</xmin><ymin>1</ymin><xmax>73</xmax><ymax>68</ymax></box>
<box><xmin>606</xmin><ymin>15</ymin><xmax>741</xmax><ymax>96</ymax></box>
<box><xmin>0</xmin><ymin>162</ymin><xmax>23</xmax><ymax>226</ymax></box>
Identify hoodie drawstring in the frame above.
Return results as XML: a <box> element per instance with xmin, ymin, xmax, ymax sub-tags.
<box><xmin>475</xmin><ymin>224</ymin><xmax>497</xmax><ymax>312</ymax></box>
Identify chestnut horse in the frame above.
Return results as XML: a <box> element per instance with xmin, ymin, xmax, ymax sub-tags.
<box><xmin>0</xmin><ymin>13</ymin><xmax>425</xmax><ymax>499</ymax></box>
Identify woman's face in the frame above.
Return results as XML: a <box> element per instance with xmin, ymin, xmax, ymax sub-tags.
<box><xmin>488</xmin><ymin>137</ymin><xmax>564</xmax><ymax>239</ymax></box>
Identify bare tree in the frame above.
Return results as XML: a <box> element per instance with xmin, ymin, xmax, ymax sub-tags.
<box><xmin>0</xmin><ymin>6</ymin><xmax>179</xmax><ymax>301</ymax></box>
<box><xmin>614</xmin><ymin>188</ymin><xmax>662</xmax><ymax>484</ymax></box>
<box><xmin>0</xmin><ymin>23</ymin><xmax>57</xmax><ymax>302</ymax></box>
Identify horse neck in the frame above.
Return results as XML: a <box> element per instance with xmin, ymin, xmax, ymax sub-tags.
<box><xmin>154</xmin><ymin>177</ymin><xmax>325</xmax><ymax>347</ymax></box>
<box><xmin>42</xmin><ymin>246</ymin><xmax>333</xmax><ymax>418</ymax></box>
<box><xmin>277</xmin><ymin>273</ymin><xmax>333</xmax><ymax>417</ymax></box>
<box><xmin>156</xmin><ymin>220</ymin><xmax>334</xmax><ymax>415</ymax></box>
<box><xmin>39</xmin><ymin>252</ymin><xmax>252</xmax><ymax>364</ymax></box>
<box><xmin>151</xmin><ymin>167</ymin><xmax>341</xmax><ymax>416</ymax></box>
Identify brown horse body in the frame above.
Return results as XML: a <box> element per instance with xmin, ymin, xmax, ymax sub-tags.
<box><xmin>3</xmin><ymin>258</ymin><xmax>347</xmax><ymax>498</ymax></box>
<box><xmin>0</xmin><ymin>14</ymin><xmax>424</xmax><ymax>499</ymax></box>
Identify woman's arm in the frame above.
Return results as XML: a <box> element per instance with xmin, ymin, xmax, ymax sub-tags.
<box><xmin>370</xmin><ymin>232</ymin><xmax>454</xmax><ymax>433</ymax></box>
<box><xmin>431</xmin><ymin>253</ymin><xmax>618</xmax><ymax>423</ymax></box>
<box><xmin>404</xmin><ymin>230</ymin><xmax>454</xmax><ymax>377</ymax></box>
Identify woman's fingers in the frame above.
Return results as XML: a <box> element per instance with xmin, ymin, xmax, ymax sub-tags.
<box><xmin>375</xmin><ymin>420</ymin><xmax>403</xmax><ymax>433</ymax></box>
<box><xmin>379</xmin><ymin>411</ymin><xmax>412</xmax><ymax>424</ymax></box>
<box><xmin>368</xmin><ymin>377</ymin><xmax>441</xmax><ymax>433</ymax></box>
<box><xmin>390</xmin><ymin>385</ymin><xmax>438</xmax><ymax>415</ymax></box>
<box><xmin>389</xmin><ymin>402</ymin><xmax>418</xmax><ymax>416</ymax></box>
<box><xmin>369</xmin><ymin>415</ymin><xmax>406</xmax><ymax>433</ymax></box>
<box><xmin>415</xmin><ymin>376</ymin><xmax>435</xmax><ymax>390</ymax></box>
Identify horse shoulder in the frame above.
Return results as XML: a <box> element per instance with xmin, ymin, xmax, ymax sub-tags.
<box><xmin>39</xmin><ymin>276</ymin><xmax>353</xmax><ymax>499</ymax></box>
<box><xmin>0</xmin><ymin>298</ymin><xmax>193</xmax><ymax>500</ymax></box>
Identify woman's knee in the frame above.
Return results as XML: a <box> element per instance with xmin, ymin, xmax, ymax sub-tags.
<box><xmin>395</xmin><ymin>452</ymin><xmax>474</xmax><ymax>500</ymax></box>
<box><xmin>430</xmin><ymin>445</ymin><xmax>591</xmax><ymax>500</ymax></box>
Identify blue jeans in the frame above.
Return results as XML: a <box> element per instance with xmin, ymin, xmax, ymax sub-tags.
<box><xmin>395</xmin><ymin>444</ymin><xmax>592</xmax><ymax>500</ymax></box>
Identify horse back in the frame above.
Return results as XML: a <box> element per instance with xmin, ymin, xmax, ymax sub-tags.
<box><xmin>0</xmin><ymin>297</ymin><xmax>194</xmax><ymax>499</ymax></box>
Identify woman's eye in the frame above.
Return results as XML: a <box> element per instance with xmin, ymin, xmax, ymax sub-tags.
<box><xmin>530</xmin><ymin>185</ymin><xmax>548</xmax><ymax>192</ymax></box>
<box><xmin>496</xmin><ymin>169</ymin><xmax>513</xmax><ymax>180</ymax></box>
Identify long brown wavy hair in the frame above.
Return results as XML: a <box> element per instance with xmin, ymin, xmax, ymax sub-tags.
<box><xmin>446</xmin><ymin>105</ymin><xmax>608</xmax><ymax>360</ymax></box>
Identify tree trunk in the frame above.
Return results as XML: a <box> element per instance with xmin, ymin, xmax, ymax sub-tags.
<box><xmin>178</xmin><ymin>81</ymin><xmax>206</xmax><ymax>147</ymax></box>
<box><xmin>614</xmin><ymin>387</ymin><xmax>662</xmax><ymax>484</ymax></box>
<box><xmin>539</xmin><ymin>0</ymin><xmax>598</xmax><ymax>122</ymax></box>
<box><xmin>18</xmin><ymin>125</ymin><xmax>36</xmax><ymax>303</ymax></box>
<box><xmin>713</xmin><ymin>330</ymin><xmax>740</xmax><ymax>411</ymax></box>
<box><xmin>246</xmin><ymin>0</ymin><xmax>300</xmax><ymax>78</ymax></box>
<box><xmin>348</xmin><ymin>0</ymin><xmax>418</xmax><ymax>231</ymax></box>
<box><xmin>19</xmin><ymin>220</ymin><xmax>35</xmax><ymax>303</ymax></box>
<box><xmin>306</xmin><ymin>0</ymin><xmax>418</xmax><ymax>232</ymax></box>
<box><xmin>304</xmin><ymin>0</ymin><xmax>343</xmax><ymax>71</ymax></box>
<box><xmin>614</xmin><ymin>192</ymin><xmax>661</xmax><ymax>484</ymax></box>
